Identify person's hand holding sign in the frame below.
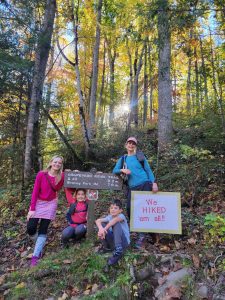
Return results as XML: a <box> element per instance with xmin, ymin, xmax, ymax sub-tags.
<box><xmin>121</xmin><ymin>169</ymin><xmax>131</xmax><ymax>175</ymax></box>
<box><xmin>152</xmin><ymin>182</ymin><xmax>158</xmax><ymax>193</ymax></box>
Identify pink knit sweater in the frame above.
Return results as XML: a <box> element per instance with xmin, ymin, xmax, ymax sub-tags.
<box><xmin>30</xmin><ymin>171</ymin><xmax>64</xmax><ymax>211</ymax></box>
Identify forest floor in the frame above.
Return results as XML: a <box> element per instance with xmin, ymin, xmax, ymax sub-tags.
<box><xmin>0</xmin><ymin>187</ymin><xmax>225</xmax><ymax>300</ymax></box>
<box><xmin>0</xmin><ymin>124</ymin><xmax>225</xmax><ymax>299</ymax></box>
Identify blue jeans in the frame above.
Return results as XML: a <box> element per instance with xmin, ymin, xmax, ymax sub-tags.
<box><xmin>62</xmin><ymin>224</ymin><xmax>87</xmax><ymax>243</ymax></box>
<box><xmin>102</xmin><ymin>222</ymin><xmax>129</xmax><ymax>251</ymax></box>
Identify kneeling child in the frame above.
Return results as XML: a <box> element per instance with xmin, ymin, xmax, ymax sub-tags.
<box><xmin>62</xmin><ymin>189</ymin><xmax>88</xmax><ymax>246</ymax></box>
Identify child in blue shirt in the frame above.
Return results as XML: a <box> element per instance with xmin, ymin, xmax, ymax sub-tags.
<box><xmin>95</xmin><ymin>199</ymin><xmax>130</xmax><ymax>266</ymax></box>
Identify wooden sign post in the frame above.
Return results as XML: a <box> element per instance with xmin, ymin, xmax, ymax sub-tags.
<box><xmin>64</xmin><ymin>170</ymin><xmax>122</xmax><ymax>239</ymax></box>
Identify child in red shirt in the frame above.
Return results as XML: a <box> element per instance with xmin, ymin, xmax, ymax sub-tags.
<box><xmin>62</xmin><ymin>188</ymin><xmax>88</xmax><ymax>246</ymax></box>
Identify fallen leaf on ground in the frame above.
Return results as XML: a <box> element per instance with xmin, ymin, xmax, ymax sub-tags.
<box><xmin>20</xmin><ymin>251</ymin><xmax>28</xmax><ymax>258</ymax></box>
<box><xmin>165</xmin><ymin>285</ymin><xmax>182</xmax><ymax>299</ymax></box>
<box><xmin>15</xmin><ymin>282</ymin><xmax>26</xmax><ymax>289</ymax></box>
<box><xmin>173</xmin><ymin>261</ymin><xmax>183</xmax><ymax>272</ymax></box>
<box><xmin>158</xmin><ymin>276</ymin><xmax>167</xmax><ymax>285</ymax></box>
<box><xmin>0</xmin><ymin>274</ymin><xmax>6</xmax><ymax>285</ymax></box>
<box><xmin>86</xmin><ymin>284</ymin><xmax>92</xmax><ymax>290</ymax></box>
<box><xmin>63</xmin><ymin>259</ymin><xmax>71</xmax><ymax>264</ymax></box>
<box><xmin>70</xmin><ymin>287</ymin><xmax>80</xmax><ymax>296</ymax></box>
<box><xmin>83</xmin><ymin>290</ymin><xmax>90</xmax><ymax>295</ymax></box>
<box><xmin>161</xmin><ymin>266</ymin><xmax>170</xmax><ymax>275</ymax></box>
<box><xmin>91</xmin><ymin>283</ymin><xmax>99</xmax><ymax>293</ymax></box>
<box><xmin>160</xmin><ymin>245</ymin><xmax>171</xmax><ymax>252</ymax></box>
<box><xmin>192</xmin><ymin>254</ymin><xmax>200</xmax><ymax>268</ymax></box>
<box><xmin>187</xmin><ymin>238</ymin><xmax>196</xmax><ymax>245</ymax></box>
<box><xmin>174</xmin><ymin>241</ymin><xmax>181</xmax><ymax>249</ymax></box>
<box><xmin>6</xmin><ymin>265</ymin><xmax>15</xmax><ymax>272</ymax></box>
<box><xmin>61</xmin><ymin>292</ymin><xmax>68</xmax><ymax>300</ymax></box>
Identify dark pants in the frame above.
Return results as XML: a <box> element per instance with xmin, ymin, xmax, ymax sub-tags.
<box><xmin>102</xmin><ymin>222</ymin><xmax>129</xmax><ymax>251</ymax></box>
<box><xmin>27</xmin><ymin>218</ymin><xmax>51</xmax><ymax>236</ymax></box>
<box><xmin>127</xmin><ymin>181</ymin><xmax>153</xmax><ymax>219</ymax></box>
<box><xmin>62</xmin><ymin>224</ymin><xmax>87</xmax><ymax>243</ymax></box>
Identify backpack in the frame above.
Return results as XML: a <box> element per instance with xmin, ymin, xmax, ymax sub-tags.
<box><xmin>66</xmin><ymin>201</ymin><xmax>88</xmax><ymax>225</ymax></box>
<box><xmin>120</xmin><ymin>150</ymin><xmax>146</xmax><ymax>184</ymax></box>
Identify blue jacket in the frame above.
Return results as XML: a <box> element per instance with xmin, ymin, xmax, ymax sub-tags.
<box><xmin>112</xmin><ymin>154</ymin><xmax>155</xmax><ymax>188</ymax></box>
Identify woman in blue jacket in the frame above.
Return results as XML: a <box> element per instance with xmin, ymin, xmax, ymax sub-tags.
<box><xmin>113</xmin><ymin>137</ymin><xmax>158</xmax><ymax>247</ymax></box>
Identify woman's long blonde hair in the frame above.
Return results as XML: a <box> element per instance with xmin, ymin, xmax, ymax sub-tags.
<box><xmin>45</xmin><ymin>155</ymin><xmax>64</xmax><ymax>183</ymax></box>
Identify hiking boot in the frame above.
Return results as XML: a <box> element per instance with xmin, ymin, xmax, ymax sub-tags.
<box><xmin>30</xmin><ymin>255</ymin><xmax>39</xmax><ymax>267</ymax></box>
<box><xmin>107</xmin><ymin>246</ymin><xmax>123</xmax><ymax>266</ymax></box>
<box><xmin>134</xmin><ymin>233</ymin><xmax>145</xmax><ymax>250</ymax></box>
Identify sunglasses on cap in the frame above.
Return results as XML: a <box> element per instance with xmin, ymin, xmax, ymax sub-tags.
<box><xmin>127</xmin><ymin>141</ymin><xmax>137</xmax><ymax>145</ymax></box>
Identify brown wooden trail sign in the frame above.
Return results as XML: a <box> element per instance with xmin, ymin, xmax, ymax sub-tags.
<box><xmin>64</xmin><ymin>170</ymin><xmax>123</xmax><ymax>239</ymax></box>
<box><xmin>64</xmin><ymin>171</ymin><xmax>123</xmax><ymax>190</ymax></box>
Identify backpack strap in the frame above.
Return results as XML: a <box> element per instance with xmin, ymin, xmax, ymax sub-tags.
<box><xmin>120</xmin><ymin>154</ymin><xmax>127</xmax><ymax>169</ymax></box>
<box><xmin>44</xmin><ymin>172</ymin><xmax>57</xmax><ymax>192</ymax></box>
<box><xmin>136</xmin><ymin>150</ymin><xmax>146</xmax><ymax>171</ymax></box>
<box><xmin>66</xmin><ymin>202</ymin><xmax>88</xmax><ymax>225</ymax></box>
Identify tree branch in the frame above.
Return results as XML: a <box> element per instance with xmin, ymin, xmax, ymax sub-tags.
<box><xmin>57</xmin><ymin>38</ymin><xmax>75</xmax><ymax>67</ymax></box>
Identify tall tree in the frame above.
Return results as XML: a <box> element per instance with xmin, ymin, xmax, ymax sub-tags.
<box><xmin>71</xmin><ymin>0</ymin><xmax>90</xmax><ymax>157</ymax></box>
<box><xmin>24</xmin><ymin>0</ymin><xmax>56</xmax><ymax>182</ymax></box>
<box><xmin>89</xmin><ymin>0</ymin><xmax>103</xmax><ymax>139</ymax></box>
<box><xmin>157</xmin><ymin>0</ymin><xmax>173</xmax><ymax>150</ymax></box>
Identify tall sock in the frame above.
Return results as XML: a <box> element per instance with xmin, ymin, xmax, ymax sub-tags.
<box><xmin>33</xmin><ymin>234</ymin><xmax>47</xmax><ymax>257</ymax></box>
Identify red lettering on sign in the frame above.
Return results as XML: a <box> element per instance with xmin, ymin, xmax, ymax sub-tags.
<box><xmin>146</xmin><ymin>199</ymin><xmax>157</xmax><ymax>205</ymax></box>
<box><xmin>142</xmin><ymin>207</ymin><xmax>167</xmax><ymax>214</ymax></box>
<box><xmin>139</xmin><ymin>216</ymin><xmax>150</xmax><ymax>222</ymax></box>
<box><xmin>154</xmin><ymin>215</ymin><xmax>166</xmax><ymax>222</ymax></box>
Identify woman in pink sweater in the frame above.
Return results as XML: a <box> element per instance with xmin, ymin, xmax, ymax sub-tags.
<box><xmin>27</xmin><ymin>155</ymin><xmax>64</xmax><ymax>267</ymax></box>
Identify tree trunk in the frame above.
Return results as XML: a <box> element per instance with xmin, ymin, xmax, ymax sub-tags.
<box><xmin>24</xmin><ymin>0</ymin><xmax>56</xmax><ymax>183</ymax></box>
<box><xmin>199</xmin><ymin>36</ymin><xmax>209</xmax><ymax>105</ymax></box>
<box><xmin>89</xmin><ymin>0</ymin><xmax>103</xmax><ymax>139</ymax></box>
<box><xmin>130</xmin><ymin>43</ymin><xmax>145</xmax><ymax>127</ymax></box>
<box><xmin>148</xmin><ymin>42</ymin><xmax>154</xmax><ymax>120</ymax></box>
<box><xmin>143</xmin><ymin>43</ymin><xmax>148</xmax><ymax>126</ymax></box>
<box><xmin>157</xmin><ymin>0</ymin><xmax>173</xmax><ymax>150</ymax></box>
<box><xmin>71</xmin><ymin>0</ymin><xmax>90</xmax><ymax>158</ymax></box>
<box><xmin>127</xmin><ymin>39</ymin><xmax>133</xmax><ymax>129</ymax></box>
<box><xmin>194</xmin><ymin>44</ymin><xmax>200</xmax><ymax>112</ymax></box>
<box><xmin>97</xmin><ymin>41</ymin><xmax>106</xmax><ymax>127</ymax></box>
<box><xmin>209</xmin><ymin>28</ymin><xmax>225</xmax><ymax>132</ymax></box>
<box><xmin>186</xmin><ymin>55</ymin><xmax>191</xmax><ymax>112</ymax></box>
<box><xmin>106</xmin><ymin>37</ymin><xmax>117</xmax><ymax>125</ymax></box>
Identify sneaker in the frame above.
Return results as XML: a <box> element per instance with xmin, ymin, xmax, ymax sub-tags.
<box><xmin>30</xmin><ymin>256</ymin><xmax>39</xmax><ymax>267</ymax></box>
<box><xmin>107</xmin><ymin>246</ymin><xmax>123</xmax><ymax>266</ymax></box>
<box><xmin>107</xmin><ymin>253</ymin><xmax>123</xmax><ymax>265</ymax></box>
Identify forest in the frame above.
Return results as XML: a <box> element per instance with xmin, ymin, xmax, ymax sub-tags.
<box><xmin>0</xmin><ymin>0</ymin><xmax>225</xmax><ymax>299</ymax></box>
